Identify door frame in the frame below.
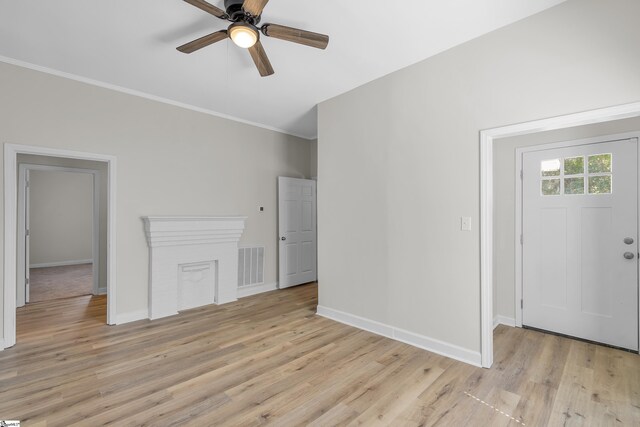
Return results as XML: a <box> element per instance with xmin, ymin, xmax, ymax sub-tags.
<box><xmin>515</xmin><ymin>133</ymin><xmax>640</xmax><ymax>329</ymax></box>
<box><xmin>3</xmin><ymin>143</ymin><xmax>117</xmax><ymax>350</ymax></box>
<box><xmin>17</xmin><ymin>164</ymin><xmax>102</xmax><ymax>307</ymax></box>
<box><xmin>480</xmin><ymin>101</ymin><xmax>640</xmax><ymax>368</ymax></box>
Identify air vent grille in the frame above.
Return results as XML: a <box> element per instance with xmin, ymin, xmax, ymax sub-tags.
<box><xmin>238</xmin><ymin>246</ymin><xmax>265</xmax><ymax>287</ymax></box>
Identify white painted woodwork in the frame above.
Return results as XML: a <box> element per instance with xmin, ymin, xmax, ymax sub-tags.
<box><xmin>522</xmin><ymin>138</ymin><xmax>638</xmax><ymax>350</ymax></box>
<box><xmin>278</xmin><ymin>177</ymin><xmax>317</xmax><ymax>289</ymax></box>
<box><xmin>142</xmin><ymin>216</ymin><xmax>246</xmax><ymax>320</ymax></box>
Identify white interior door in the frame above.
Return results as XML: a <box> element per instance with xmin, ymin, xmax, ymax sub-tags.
<box><xmin>522</xmin><ymin>138</ymin><xmax>638</xmax><ymax>350</ymax></box>
<box><xmin>278</xmin><ymin>177</ymin><xmax>317</xmax><ymax>288</ymax></box>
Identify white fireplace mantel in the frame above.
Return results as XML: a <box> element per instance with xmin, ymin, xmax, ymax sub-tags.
<box><xmin>142</xmin><ymin>216</ymin><xmax>247</xmax><ymax>320</ymax></box>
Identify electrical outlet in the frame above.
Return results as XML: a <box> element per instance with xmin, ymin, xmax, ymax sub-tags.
<box><xmin>461</xmin><ymin>217</ymin><xmax>472</xmax><ymax>231</ymax></box>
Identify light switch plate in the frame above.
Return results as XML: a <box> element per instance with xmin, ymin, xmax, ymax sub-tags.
<box><xmin>461</xmin><ymin>217</ymin><xmax>472</xmax><ymax>231</ymax></box>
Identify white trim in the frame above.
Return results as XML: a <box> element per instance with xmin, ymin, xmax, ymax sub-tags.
<box><xmin>0</xmin><ymin>56</ymin><xmax>315</xmax><ymax>141</ymax></box>
<box><xmin>98</xmin><ymin>287</ymin><xmax>107</xmax><ymax>295</ymax></box>
<box><xmin>237</xmin><ymin>282</ymin><xmax>278</xmax><ymax>298</ymax></box>
<box><xmin>30</xmin><ymin>259</ymin><xmax>94</xmax><ymax>269</ymax></box>
<box><xmin>515</xmin><ymin>148</ymin><xmax>524</xmax><ymax>328</ymax></box>
<box><xmin>3</xmin><ymin>143</ymin><xmax>117</xmax><ymax>351</ymax></box>
<box><xmin>493</xmin><ymin>316</ymin><xmax>516</xmax><ymax>329</ymax></box>
<box><xmin>0</xmin><ymin>338</ymin><xmax>4</xmax><ymax>350</ymax></box>
<box><xmin>116</xmin><ymin>310</ymin><xmax>148</xmax><ymax>325</ymax></box>
<box><xmin>316</xmin><ymin>305</ymin><xmax>482</xmax><ymax>367</ymax></box>
<box><xmin>514</xmin><ymin>132</ymin><xmax>640</xmax><ymax>328</ymax></box>
<box><xmin>480</xmin><ymin>101</ymin><xmax>640</xmax><ymax>368</ymax></box>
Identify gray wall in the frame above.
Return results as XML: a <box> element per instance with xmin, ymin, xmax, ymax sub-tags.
<box><xmin>493</xmin><ymin>116</ymin><xmax>640</xmax><ymax>320</ymax></box>
<box><xmin>310</xmin><ymin>140</ymin><xmax>318</xmax><ymax>179</ymax></box>
<box><xmin>318</xmin><ymin>0</ymin><xmax>640</xmax><ymax>355</ymax></box>
<box><xmin>29</xmin><ymin>170</ymin><xmax>94</xmax><ymax>266</ymax></box>
<box><xmin>0</xmin><ymin>61</ymin><xmax>313</xmax><ymax>337</ymax></box>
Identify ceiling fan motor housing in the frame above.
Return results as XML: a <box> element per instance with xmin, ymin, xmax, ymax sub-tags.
<box><xmin>224</xmin><ymin>0</ymin><xmax>260</xmax><ymax>24</ymax></box>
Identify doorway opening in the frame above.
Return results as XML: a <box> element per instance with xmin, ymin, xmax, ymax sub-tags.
<box><xmin>480</xmin><ymin>101</ymin><xmax>640</xmax><ymax>368</ymax></box>
<box><xmin>18</xmin><ymin>164</ymin><xmax>101</xmax><ymax>307</ymax></box>
<box><xmin>3</xmin><ymin>144</ymin><xmax>117</xmax><ymax>350</ymax></box>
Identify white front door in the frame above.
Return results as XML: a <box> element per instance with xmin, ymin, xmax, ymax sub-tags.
<box><xmin>522</xmin><ymin>138</ymin><xmax>638</xmax><ymax>350</ymax></box>
<box><xmin>278</xmin><ymin>177</ymin><xmax>317</xmax><ymax>289</ymax></box>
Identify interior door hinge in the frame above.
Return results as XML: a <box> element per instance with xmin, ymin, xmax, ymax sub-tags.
<box><xmin>26</xmin><ymin>229</ymin><xmax>30</xmax><ymax>236</ymax></box>
<box><xmin>520</xmin><ymin>170</ymin><xmax>523</xmax><ymax>180</ymax></box>
<box><xmin>521</xmin><ymin>299</ymin><xmax>523</xmax><ymax>309</ymax></box>
<box><xmin>520</xmin><ymin>234</ymin><xmax>523</xmax><ymax>245</ymax></box>
<box><xmin>26</xmin><ymin>278</ymin><xmax>29</xmax><ymax>285</ymax></box>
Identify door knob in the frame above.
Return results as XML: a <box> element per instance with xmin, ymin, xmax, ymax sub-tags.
<box><xmin>281</xmin><ymin>237</ymin><xmax>286</xmax><ymax>241</ymax></box>
<box><xmin>624</xmin><ymin>237</ymin><xmax>635</xmax><ymax>245</ymax></box>
<box><xmin>624</xmin><ymin>252</ymin><xmax>635</xmax><ymax>260</ymax></box>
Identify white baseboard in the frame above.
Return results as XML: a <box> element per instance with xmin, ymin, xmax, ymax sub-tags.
<box><xmin>116</xmin><ymin>309</ymin><xmax>149</xmax><ymax>325</ymax></box>
<box><xmin>97</xmin><ymin>287</ymin><xmax>107</xmax><ymax>295</ymax></box>
<box><xmin>30</xmin><ymin>259</ymin><xmax>93</xmax><ymax>269</ymax></box>
<box><xmin>0</xmin><ymin>338</ymin><xmax>5</xmax><ymax>351</ymax></box>
<box><xmin>237</xmin><ymin>282</ymin><xmax>278</xmax><ymax>298</ymax></box>
<box><xmin>493</xmin><ymin>315</ymin><xmax>516</xmax><ymax>329</ymax></box>
<box><xmin>316</xmin><ymin>305</ymin><xmax>482</xmax><ymax>367</ymax></box>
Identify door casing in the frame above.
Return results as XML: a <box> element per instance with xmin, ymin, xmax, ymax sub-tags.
<box><xmin>3</xmin><ymin>143</ymin><xmax>117</xmax><ymax>351</ymax></box>
<box><xmin>481</xmin><ymin>101</ymin><xmax>640</xmax><ymax>368</ymax></box>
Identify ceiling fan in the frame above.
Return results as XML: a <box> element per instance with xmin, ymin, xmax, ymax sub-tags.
<box><xmin>177</xmin><ymin>0</ymin><xmax>330</xmax><ymax>77</ymax></box>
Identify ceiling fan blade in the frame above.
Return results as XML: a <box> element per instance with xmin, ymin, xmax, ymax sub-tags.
<box><xmin>248</xmin><ymin>41</ymin><xmax>274</xmax><ymax>77</ymax></box>
<box><xmin>262</xmin><ymin>24</ymin><xmax>329</xmax><ymax>50</ymax></box>
<box><xmin>182</xmin><ymin>0</ymin><xmax>227</xmax><ymax>19</ymax></box>
<box><xmin>177</xmin><ymin>30</ymin><xmax>228</xmax><ymax>53</ymax></box>
<box><xmin>242</xmin><ymin>0</ymin><xmax>269</xmax><ymax>17</ymax></box>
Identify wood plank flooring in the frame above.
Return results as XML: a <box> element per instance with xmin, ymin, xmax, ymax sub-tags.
<box><xmin>1</xmin><ymin>283</ymin><xmax>638</xmax><ymax>426</ymax></box>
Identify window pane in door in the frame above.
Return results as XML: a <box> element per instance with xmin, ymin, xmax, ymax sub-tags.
<box><xmin>588</xmin><ymin>154</ymin><xmax>612</xmax><ymax>174</ymax></box>
<box><xmin>542</xmin><ymin>179</ymin><xmax>561</xmax><ymax>195</ymax></box>
<box><xmin>589</xmin><ymin>176</ymin><xmax>612</xmax><ymax>194</ymax></box>
<box><xmin>541</xmin><ymin>159</ymin><xmax>561</xmax><ymax>177</ymax></box>
<box><xmin>565</xmin><ymin>177</ymin><xmax>585</xmax><ymax>195</ymax></box>
<box><xmin>564</xmin><ymin>157</ymin><xmax>584</xmax><ymax>175</ymax></box>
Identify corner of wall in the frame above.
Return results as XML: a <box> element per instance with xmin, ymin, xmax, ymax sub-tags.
<box><xmin>116</xmin><ymin>310</ymin><xmax>149</xmax><ymax>325</ymax></box>
<box><xmin>493</xmin><ymin>315</ymin><xmax>516</xmax><ymax>329</ymax></box>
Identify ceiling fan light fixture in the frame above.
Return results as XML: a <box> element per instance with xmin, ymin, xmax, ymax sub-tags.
<box><xmin>228</xmin><ymin>23</ymin><xmax>259</xmax><ymax>48</ymax></box>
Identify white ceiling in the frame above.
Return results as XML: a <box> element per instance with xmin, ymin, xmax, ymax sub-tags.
<box><xmin>0</xmin><ymin>0</ymin><xmax>565</xmax><ymax>139</ymax></box>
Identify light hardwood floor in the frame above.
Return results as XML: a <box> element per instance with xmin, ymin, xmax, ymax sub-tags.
<box><xmin>1</xmin><ymin>283</ymin><xmax>638</xmax><ymax>426</ymax></box>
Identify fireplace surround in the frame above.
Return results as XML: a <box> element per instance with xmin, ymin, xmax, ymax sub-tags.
<box><xmin>142</xmin><ymin>216</ymin><xmax>247</xmax><ymax>320</ymax></box>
